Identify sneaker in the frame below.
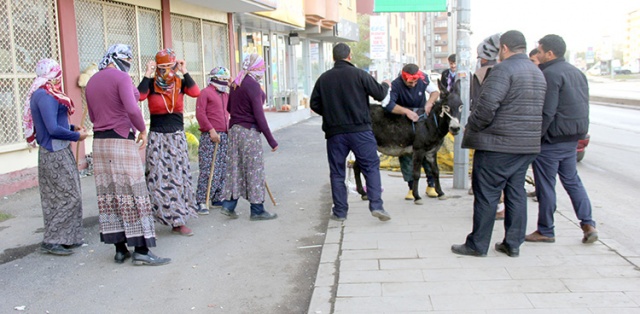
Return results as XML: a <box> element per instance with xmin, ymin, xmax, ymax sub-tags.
<box><xmin>171</xmin><ymin>225</ymin><xmax>194</xmax><ymax>236</ymax></box>
<box><xmin>220</xmin><ymin>207</ymin><xmax>239</xmax><ymax>219</ymax></box>
<box><xmin>40</xmin><ymin>243</ymin><xmax>73</xmax><ymax>256</ymax></box>
<box><xmin>196</xmin><ymin>204</ymin><xmax>210</xmax><ymax>215</ymax></box>
<box><xmin>132</xmin><ymin>251</ymin><xmax>171</xmax><ymax>266</ymax></box>
<box><xmin>371</xmin><ymin>209</ymin><xmax>391</xmax><ymax>221</ymax></box>
<box><xmin>250</xmin><ymin>211</ymin><xmax>278</xmax><ymax>221</ymax></box>
<box><xmin>581</xmin><ymin>224</ymin><xmax>598</xmax><ymax>244</ymax></box>
<box><xmin>425</xmin><ymin>186</ymin><xmax>438</xmax><ymax>198</ymax></box>
<box><xmin>404</xmin><ymin>190</ymin><xmax>414</xmax><ymax>200</ymax></box>
<box><xmin>330</xmin><ymin>214</ymin><xmax>346</xmax><ymax>221</ymax></box>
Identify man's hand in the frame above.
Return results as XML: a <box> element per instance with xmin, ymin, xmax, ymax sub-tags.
<box><xmin>208</xmin><ymin>129</ymin><xmax>220</xmax><ymax>143</ymax></box>
<box><xmin>136</xmin><ymin>130</ymin><xmax>148</xmax><ymax>149</ymax></box>
<box><xmin>425</xmin><ymin>102</ymin><xmax>434</xmax><ymax>116</ymax></box>
<box><xmin>405</xmin><ymin>108</ymin><xmax>419</xmax><ymax>122</ymax></box>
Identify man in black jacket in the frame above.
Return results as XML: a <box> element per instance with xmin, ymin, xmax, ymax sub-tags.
<box><xmin>452</xmin><ymin>30</ymin><xmax>546</xmax><ymax>257</ymax></box>
<box><xmin>440</xmin><ymin>54</ymin><xmax>457</xmax><ymax>92</ymax></box>
<box><xmin>310</xmin><ymin>43</ymin><xmax>391</xmax><ymax>222</ymax></box>
<box><xmin>525</xmin><ymin>34</ymin><xmax>598</xmax><ymax>244</ymax></box>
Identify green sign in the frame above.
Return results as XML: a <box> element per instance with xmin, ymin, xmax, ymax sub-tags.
<box><xmin>374</xmin><ymin>0</ymin><xmax>447</xmax><ymax>12</ymax></box>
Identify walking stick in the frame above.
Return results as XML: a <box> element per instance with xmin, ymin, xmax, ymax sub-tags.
<box><xmin>205</xmin><ymin>141</ymin><xmax>219</xmax><ymax>208</ymax></box>
<box><xmin>265</xmin><ymin>180</ymin><xmax>277</xmax><ymax>206</ymax></box>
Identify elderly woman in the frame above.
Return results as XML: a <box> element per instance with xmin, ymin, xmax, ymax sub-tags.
<box><xmin>219</xmin><ymin>53</ymin><xmax>278</xmax><ymax>221</ymax></box>
<box><xmin>195</xmin><ymin>66</ymin><xmax>231</xmax><ymax>214</ymax></box>
<box><xmin>86</xmin><ymin>44</ymin><xmax>170</xmax><ymax>266</ymax></box>
<box><xmin>138</xmin><ymin>49</ymin><xmax>200</xmax><ymax>236</ymax></box>
<box><xmin>24</xmin><ymin>58</ymin><xmax>88</xmax><ymax>256</ymax></box>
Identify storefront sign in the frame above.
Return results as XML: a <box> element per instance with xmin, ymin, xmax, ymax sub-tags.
<box><xmin>255</xmin><ymin>0</ymin><xmax>305</xmax><ymax>28</ymax></box>
<box><xmin>369</xmin><ymin>15</ymin><xmax>388</xmax><ymax>60</ymax></box>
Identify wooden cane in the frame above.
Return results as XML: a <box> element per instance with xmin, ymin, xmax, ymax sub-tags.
<box><xmin>75</xmin><ymin>89</ymin><xmax>88</xmax><ymax>167</ymax></box>
<box><xmin>205</xmin><ymin>141</ymin><xmax>219</xmax><ymax>208</ymax></box>
<box><xmin>265</xmin><ymin>180</ymin><xmax>276</xmax><ymax>206</ymax></box>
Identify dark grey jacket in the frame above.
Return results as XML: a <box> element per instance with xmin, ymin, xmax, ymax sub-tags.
<box><xmin>539</xmin><ymin>57</ymin><xmax>589</xmax><ymax>143</ymax></box>
<box><xmin>462</xmin><ymin>54</ymin><xmax>546</xmax><ymax>154</ymax></box>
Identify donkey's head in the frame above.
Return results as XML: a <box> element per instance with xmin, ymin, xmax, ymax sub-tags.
<box><xmin>437</xmin><ymin>79</ymin><xmax>461</xmax><ymax>135</ymax></box>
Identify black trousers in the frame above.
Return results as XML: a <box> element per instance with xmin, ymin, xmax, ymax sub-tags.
<box><xmin>465</xmin><ymin>150</ymin><xmax>537</xmax><ymax>254</ymax></box>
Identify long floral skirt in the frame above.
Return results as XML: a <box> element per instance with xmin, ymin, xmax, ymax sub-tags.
<box><xmin>38</xmin><ymin>146</ymin><xmax>83</xmax><ymax>245</ymax></box>
<box><xmin>93</xmin><ymin>139</ymin><xmax>156</xmax><ymax>247</ymax></box>
<box><xmin>222</xmin><ymin>125</ymin><xmax>265</xmax><ymax>204</ymax></box>
<box><xmin>145</xmin><ymin>130</ymin><xmax>198</xmax><ymax>227</ymax></box>
<box><xmin>196</xmin><ymin>132</ymin><xmax>228</xmax><ymax>205</ymax></box>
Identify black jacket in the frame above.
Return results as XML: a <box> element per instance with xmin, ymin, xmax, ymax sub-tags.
<box><xmin>462</xmin><ymin>53</ymin><xmax>546</xmax><ymax>154</ymax></box>
<box><xmin>440</xmin><ymin>69</ymin><xmax>455</xmax><ymax>91</ymax></box>
<box><xmin>539</xmin><ymin>57</ymin><xmax>589</xmax><ymax>143</ymax></box>
<box><xmin>310</xmin><ymin>60</ymin><xmax>389</xmax><ymax>138</ymax></box>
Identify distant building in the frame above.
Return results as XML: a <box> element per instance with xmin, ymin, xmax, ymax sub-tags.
<box><xmin>624</xmin><ymin>8</ymin><xmax>640</xmax><ymax>72</ymax></box>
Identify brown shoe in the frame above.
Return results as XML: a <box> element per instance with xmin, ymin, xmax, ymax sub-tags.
<box><xmin>581</xmin><ymin>224</ymin><xmax>598</xmax><ymax>244</ymax></box>
<box><xmin>495</xmin><ymin>211</ymin><xmax>505</xmax><ymax>220</ymax></box>
<box><xmin>524</xmin><ymin>231</ymin><xmax>555</xmax><ymax>243</ymax></box>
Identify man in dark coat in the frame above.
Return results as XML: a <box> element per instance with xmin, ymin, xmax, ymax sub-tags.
<box><xmin>310</xmin><ymin>43</ymin><xmax>392</xmax><ymax>222</ymax></box>
<box><xmin>452</xmin><ymin>30</ymin><xmax>547</xmax><ymax>257</ymax></box>
<box><xmin>525</xmin><ymin>34</ymin><xmax>598</xmax><ymax>244</ymax></box>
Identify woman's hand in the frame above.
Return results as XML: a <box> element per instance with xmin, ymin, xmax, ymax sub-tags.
<box><xmin>145</xmin><ymin>61</ymin><xmax>156</xmax><ymax>78</ymax></box>
<box><xmin>176</xmin><ymin>60</ymin><xmax>188</xmax><ymax>74</ymax></box>
<box><xmin>209</xmin><ymin>129</ymin><xmax>220</xmax><ymax>143</ymax></box>
<box><xmin>271</xmin><ymin>146</ymin><xmax>278</xmax><ymax>152</ymax></box>
<box><xmin>136</xmin><ymin>130</ymin><xmax>148</xmax><ymax>149</ymax></box>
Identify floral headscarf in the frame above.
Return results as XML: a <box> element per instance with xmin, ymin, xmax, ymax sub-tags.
<box><xmin>23</xmin><ymin>59</ymin><xmax>74</xmax><ymax>148</ymax></box>
<box><xmin>208</xmin><ymin>66</ymin><xmax>230</xmax><ymax>93</ymax></box>
<box><xmin>99</xmin><ymin>43</ymin><xmax>133</xmax><ymax>72</ymax></box>
<box><xmin>153</xmin><ymin>48</ymin><xmax>182</xmax><ymax>112</ymax></box>
<box><xmin>232</xmin><ymin>53</ymin><xmax>265</xmax><ymax>88</ymax></box>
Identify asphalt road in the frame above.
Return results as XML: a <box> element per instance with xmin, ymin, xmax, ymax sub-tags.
<box><xmin>0</xmin><ymin>117</ymin><xmax>333</xmax><ymax>314</ymax></box>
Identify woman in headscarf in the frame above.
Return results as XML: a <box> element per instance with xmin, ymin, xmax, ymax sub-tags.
<box><xmin>194</xmin><ymin>66</ymin><xmax>231</xmax><ymax>214</ymax></box>
<box><xmin>24</xmin><ymin>58</ymin><xmax>88</xmax><ymax>256</ymax></box>
<box><xmin>138</xmin><ymin>48</ymin><xmax>200</xmax><ymax>236</ymax></box>
<box><xmin>86</xmin><ymin>43</ymin><xmax>170</xmax><ymax>266</ymax></box>
<box><xmin>219</xmin><ymin>53</ymin><xmax>278</xmax><ymax>221</ymax></box>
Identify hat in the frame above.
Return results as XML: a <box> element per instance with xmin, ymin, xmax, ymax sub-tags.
<box><xmin>477</xmin><ymin>33</ymin><xmax>501</xmax><ymax>61</ymax></box>
<box><xmin>155</xmin><ymin>48</ymin><xmax>176</xmax><ymax>65</ymax></box>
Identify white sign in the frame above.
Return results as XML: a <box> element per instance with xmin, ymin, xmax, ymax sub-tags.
<box><xmin>369</xmin><ymin>15</ymin><xmax>388</xmax><ymax>60</ymax></box>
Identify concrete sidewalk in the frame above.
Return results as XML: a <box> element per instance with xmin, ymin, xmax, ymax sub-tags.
<box><xmin>309</xmin><ymin>172</ymin><xmax>640</xmax><ymax>313</ymax></box>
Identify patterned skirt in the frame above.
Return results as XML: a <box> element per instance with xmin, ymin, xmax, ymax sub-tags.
<box><xmin>38</xmin><ymin>146</ymin><xmax>83</xmax><ymax>245</ymax></box>
<box><xmin>93</xmin><ymin>138</ymin><xmax>156</xmax><ymax>247</ymax></box>
<box><xmin>196</xmin><ymin>132</ymin><xmax>228</xmax><ymax>205</ymax></box>
<box><xmin>222</xmin><ymin>125</ymin><xmax>265</xmax><ymax>204</ymax></box>
<box><xmin>146</xmin><ymin>130</ymin><xmax>198</xmax><ymax>226</ymax></box>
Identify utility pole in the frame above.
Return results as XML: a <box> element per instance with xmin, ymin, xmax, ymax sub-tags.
<box><xmin>452</xmin><ymin>0</ymin><xmax>470</xmax><ymax>189</ymax></box>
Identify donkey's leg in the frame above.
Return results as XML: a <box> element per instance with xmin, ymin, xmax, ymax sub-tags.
<box><xmin>426</xmin><ymin>146</ymin><xmax>447</xmax><ymax>199</ymax></box>
<box><xmin>412</xmin><ymin>151</ymin><xmax>425</xmax><ymax>205</ymax></box>
<box><xmin>353</xmin><ymin>161</ymin><xmax>368</xmax><ymax>200</ymax></box>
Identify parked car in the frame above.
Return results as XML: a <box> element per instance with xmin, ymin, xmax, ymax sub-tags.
<box><xmin>614</xmin><ymin>69</ymin><xmax>632</xmax><ymax>75</ymax></box>
<box><xmin>577</xmin><ymin>134</ymin><xmax>590</xmax><ymax>162</ymax></box>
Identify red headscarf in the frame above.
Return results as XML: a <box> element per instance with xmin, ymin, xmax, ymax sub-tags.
<box><xmin>153</xmin><ymin>48</ymin><xmax>182</xmax><ymax>113</ymax></box>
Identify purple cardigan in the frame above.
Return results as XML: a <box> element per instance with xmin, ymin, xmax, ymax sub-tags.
<box><xmin>85</xmin><ymin>68</ymin><xmax>146</xmax><ymax>138</ymax></box>
<box><xmin>195</xmin><ymin>85</ymin><xmax>229</xmax><ymax>133</ymax></box>
<box><xmin>228</xmin><ymin>76</ymin><xmax>277</xmax><ymax>149</ymax></box>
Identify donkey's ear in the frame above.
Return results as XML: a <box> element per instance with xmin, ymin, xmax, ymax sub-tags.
<box><xmin>453</xmin><ymin>79</ymin><xmax>461</xmax><ymax>94</ymax></box>
<box><xmin>437</xmin><ymin>78</ymin><xmax>445</xmax><ymax>92</ymax></box>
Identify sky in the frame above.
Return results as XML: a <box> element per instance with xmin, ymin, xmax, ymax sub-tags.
<box><xmin>469</xmin><ymin>0</ymin><xmax>639</xmax><ymax>55</ymax></box>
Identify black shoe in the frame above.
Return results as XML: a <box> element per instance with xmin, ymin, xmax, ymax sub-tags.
<box><xmin>250</xmin><ymin>211</ymin><xmax>278</xmax><ymax>221</ymax></box>
<box><xmin>220</xmin><ymin>207</ymin><xmax>239</xmax><ymax>219</ymax></box>
<box><xmin>114</xmin><ymin>251</ymin><xmax>132</xmax><ymax>264</ymax></box>
<box><xmin>495</xmin><ymin>242</ymin><xmax>519</xmax><ymax>257</ymax></box>
<box><xmin>330</xmin><ymin>214</ymin><xmax>346</xmax><ymax>221</ymax></box>
<box><xmin>451</xmin><ymin>244</ymin><xmax>486</xmax><ymax>257</ymax></box>
<box><xmin>132</xmin><ymin>251</ymin><xmax>171</xmax><ymax>266</ymax></box>
<box><xmin>371</xmin><ymin>209</ymin><xmax>391</xmax><ymax>221</ymax></box>
<box><xmin>62</xmin><ymin>242</ymin><xmax>84</xmax><ymax>249</ymax></box>
<box><xmin>40</xmin><ymin>243</ymin><xmax>73</xmax><ymax>256</ymax></box>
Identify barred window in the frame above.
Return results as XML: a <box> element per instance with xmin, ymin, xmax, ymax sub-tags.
<box><xmin>172</xmin><ymin>14</ymin><xmax>229</xmax><ymax>115</ymax></box>
<box><xmin>0</xmin><ymin>0</ymin><xmax>60</xmax><ymax>148</ymax></box>
<box><xmin>75</xmin><ymin>0</ymin><xmax>162</xmax><ymax>126</ymax></box>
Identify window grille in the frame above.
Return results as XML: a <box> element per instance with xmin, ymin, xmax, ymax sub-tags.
<box><xmin>0</xmin><ymin>0</ymin><xmax>60</xmax><ymax>148</ymax></box>
<box><xmin>172</xmin><ymin>14</ymin><xmax>229</xmax><ymax>115</ymax></box>
<box><xmin>75</xmin><ymin>0</ymin><xmax>161</xmax><ymax>128</ymax></box>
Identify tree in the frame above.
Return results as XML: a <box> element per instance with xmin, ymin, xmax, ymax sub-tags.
<box><xmin>348</xmin><ymin>14</ymin><xmax>372</xmax><ymax>70</ymax></box>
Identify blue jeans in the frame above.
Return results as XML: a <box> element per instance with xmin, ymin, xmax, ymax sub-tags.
<box><xmin>327</xmin><ymin>131</ymin><xmax>384</xmax><ymax>218</ymax></box>
<box><xmin>465</xmin><ymin>150</ymin><xmax>537</xmax><ymax>254</ymax></box>
<box><xmin>532</xmin><ymin>141</ymin><xmax>595</xmax><ymax>237</ymax></box>
<box><xmin>222</xmin><ymin>199</ymin><xmax>265</xmax><ymax>216</ymax></box>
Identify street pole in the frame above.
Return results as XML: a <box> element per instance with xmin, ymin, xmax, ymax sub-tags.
<box><xmin>452</xmin><ymin>0</ymin><xmax>470</xmax><ymax>189</ymax></box>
